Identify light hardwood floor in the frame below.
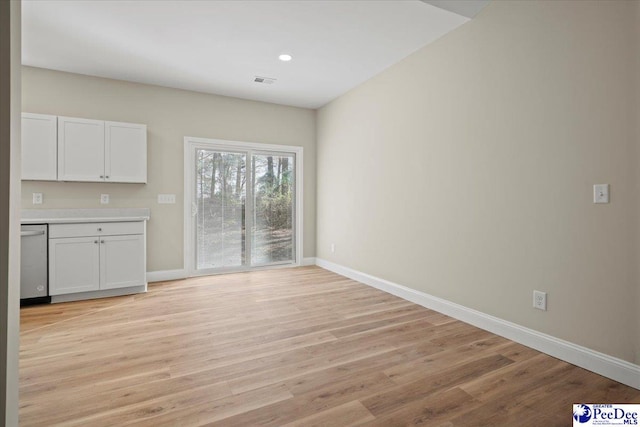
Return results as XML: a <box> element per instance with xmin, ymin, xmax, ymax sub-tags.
<box><xmin>20</xmin><ymin>266</ymin><xmax>640</xmax><ymax>426</ymax></box>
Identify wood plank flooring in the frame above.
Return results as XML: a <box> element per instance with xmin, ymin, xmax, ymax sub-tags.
<box><xmin>20</xmin><ymin>266</ymin><xmax>640</xmax><ymax>426</ymax></box>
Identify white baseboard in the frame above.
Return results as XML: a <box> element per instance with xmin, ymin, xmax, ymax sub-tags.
<box><xmin>315</xmin><ymin>258</ymin><xmax>640</xmax><ymax>390</ymax></box>
<box><xmin>146</xmin><ymin>269</ymin><xmax>187</xmax><ymax>283</ymax></box>
<box><xmin>148</xmin><ymin>260</ymin><xmax>316</xmax><ymax>282</ymax></box>
<box><xmin>302</xmin><ymin>257</ymin><xmax>316</xmax><ymax>266</ymax></box>
<box><xmin>51</xmin><ymin>285</ymin><xmax>147</xmax><ymax>303</ymax></box>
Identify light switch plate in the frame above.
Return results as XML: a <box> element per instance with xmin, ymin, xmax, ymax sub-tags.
<box><xmin>593</xmin><ymin>184</ymin><xmax>609</xmax><ymax>204</ymax></box>
<box><xmin>158</xmin><ymin>194</ymin><xmax>176</xmax><ymax>204</ymax></box>
<box><xmin>32</xmin><ymin>193</ymin><xmax>43</xmax><ymax>205</ymax></box>
<box><xmin>100</xmin><ymin>194</ymin><xmax>110</xmax><ymax>204</ymax></box>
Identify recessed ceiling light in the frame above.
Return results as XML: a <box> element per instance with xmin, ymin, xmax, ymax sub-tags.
<box><xmin>278</xmin><ymin>54</ymin><xmax>293</xmax><ymax>62</ymax></box>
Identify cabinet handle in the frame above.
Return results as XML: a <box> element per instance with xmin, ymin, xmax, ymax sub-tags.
<box><xmin>101</xmin><ymin>240</ymin><xmax>105</xmax><ymax>244</ymax></box>
<box><xmin>21</xmin><ymin>230</ymin><xmax>45</xmax><ymax>237</ymax></box>
<box><xmin>105</xmin><ymin>176</ymin><xmax>110</xmax><ymax>179</ymax></box>
<box><xmin>97</xmin><ymin>228</ymin><xmax>102</xmax><ymax>232</ymax></box>
<box><xmin>100</xmin><ymin>175</ymin><xmax>104</xmax><ymax>179</ymax></box>
<box><xmin>94</xmin><ymin>240</ymin><xmax>98</xmax><ymax>244</ymax></box>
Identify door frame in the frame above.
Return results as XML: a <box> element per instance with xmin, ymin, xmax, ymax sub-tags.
<box><xmin>183</xmin><ymin>136</ymin><xmax>303</xmax><ymax>277</ymax></box>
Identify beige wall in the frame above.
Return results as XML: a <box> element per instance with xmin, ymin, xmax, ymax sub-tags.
<box><xmin>636</xmin><ymin>0</ymin><xmax>640</xmax><ymax>365</ymax></box>
<box><xmin>0</xmin><ymin>0</ymin><xmax>21</xmax><ymax>424</ymax></box>
<box><xmin>22</xmin><ymin>67</ymin><xmax>316</xmax><ymax>272</ymax></box>
<box><xmin>317</xmin><ymin>0</ymin><xmax>639</xmax><ymax>363</ymax></box>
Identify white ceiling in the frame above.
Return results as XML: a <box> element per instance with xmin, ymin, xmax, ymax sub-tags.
<box><xmin>22</xmin><ymin>1</ymin><xmax>488</xmax><ymax>109</ymax></box>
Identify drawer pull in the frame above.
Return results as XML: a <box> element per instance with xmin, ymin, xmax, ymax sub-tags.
<box><xmin>21</xmin><ymin>230</ymin><xmax>45</xmax><ymax>237</ymax></box>
<box><xmin>97</xmin><ymin>228</ymin><xmax>102</xmax><ymax>232</ymax></box>
<box><xmin>94</xmin><ymin>240</ymin><xmax>98</xmax><ymax>244</ymax></box>
<box><xmin>101</xmin><ymin>240</ymin><xmax>105</xmax><ymax>244</ymax></box>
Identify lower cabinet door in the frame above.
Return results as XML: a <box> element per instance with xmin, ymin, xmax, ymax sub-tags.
<box><xmin>100</xmin><ymin>234</ymin><xmax>145</xmax><ymax>290</ymax></box>
<box><xmin>49</xmin><ymin>237</ymin><xmax>101</xmax><ymax>295</ymax></box>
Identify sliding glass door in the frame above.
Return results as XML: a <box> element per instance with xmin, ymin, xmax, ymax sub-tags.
<box><xmin>251</xmin><ymin>153</ymin><xmax>295</xmax><ymax>266</ymax></box>
<box><xmin>195</xmin><ymin>149</ymin><xmax>246</xmax><ymax>270</ymax></box>
<box><xmin>186</xmin><ymin>139</ymin><xmax>301</xmax><ymax>275</ymax></box>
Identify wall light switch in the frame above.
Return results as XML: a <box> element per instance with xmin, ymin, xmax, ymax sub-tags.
<box><xmin>100</xmin><ymin>194</ymin><xmax>110</xmax><ymax>204</ymax></box>
<box><xmin>32</xmin><ymin>193</ymin><xmax>43</xmax><ymax>205</ymax></box>
<box><xmin>158</xmin><ymin>194</ymin><xmax>176</xmax><ymax>204</ymax></box>
<box><xmin>593</xmin><ymin>184</ymin><xmax>609</xmax><ymax>204</ymax></box>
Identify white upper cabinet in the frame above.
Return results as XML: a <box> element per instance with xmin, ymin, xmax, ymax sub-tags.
<box><xmin>21</xmin><ymin>113</ymin><xmax>58</xmax><ymax>181</ymax></box>
<box><xmin>105</xmin><ymin>121</ymin><xmax>147</xmax><ymax>183</ymax></box>
<box><xmin>58</xmin><ymin>116</ymin><xmax>105</xmax><ymax>182</ymax></box>
<box><xmin>57</xmin><ymin>116</ymin><xmax>147</xmax><ymax>183</ymax></box>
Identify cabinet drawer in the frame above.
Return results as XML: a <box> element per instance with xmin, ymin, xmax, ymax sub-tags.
<box><xmin>50</xmin><ymin>221</ymin><xmax>144</xmax><ymax>238</ymax></box>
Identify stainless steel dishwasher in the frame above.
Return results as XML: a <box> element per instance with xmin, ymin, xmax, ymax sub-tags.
<box><xmin>20</xmin><ymin>224</ymin><xmax>50</xmax><ymax>304</ymax></box>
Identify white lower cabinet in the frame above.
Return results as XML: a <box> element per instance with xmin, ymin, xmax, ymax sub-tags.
<box><xmin>49</xmin><ymin>237</ymin><xmax>101</xmax><ymax>295</ymax></box>
<box><xmin>49</xmin><ymin>222</ymin><xmax>146</xmax><ymax>296</ymax></box>
<box><xmin>100</xmin><ymin>234</ymin><xmax>145</xmax><ymax>290</ymax></box>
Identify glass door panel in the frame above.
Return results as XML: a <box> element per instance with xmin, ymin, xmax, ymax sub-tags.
<box><xmin>251</xmin><ymin>153</ymin><xmax>295</xmax><ymax>266</ymax></box>
<box><xmin>190</xmin><ymin>143</ymin><xmax>297</xmax><ymax>275</ymax></box>
<box><xmin>195</xmin><ymin>149</ymin><xmax>246</xmax><ymax>270</ymax></box>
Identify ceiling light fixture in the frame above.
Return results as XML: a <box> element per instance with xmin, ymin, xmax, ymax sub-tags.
<box><xmin>278</xmin><ymin>53</ymin><xmax>293</xmax><ymax>62</ymax></box>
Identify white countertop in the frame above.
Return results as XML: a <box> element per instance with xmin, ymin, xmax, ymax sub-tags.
<box><xmin>21</xmin><ymin>208</ymin><xmax>150</xmax><ymax>224</ymax></box>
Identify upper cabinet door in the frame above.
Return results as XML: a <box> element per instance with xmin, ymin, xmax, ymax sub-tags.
<box><xmin>105</xmin><ymin>121</ymin><xmax>147</xmax><ymax>183</ymax></box>
<box><xmin>21</xmin><ymin>113</ymin><xmax>58</xmax><ymax>181</ymax></box>
<box><xmin>57</xmin><ymin>116</ymin><xmax>105</xmax><ymax>182</ymax></box>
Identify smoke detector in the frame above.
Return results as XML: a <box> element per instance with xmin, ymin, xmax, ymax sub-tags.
<box><xmin>254</xmin><ymin>76</ymin><xmax>277</xmax><ymax>85</ymax></box>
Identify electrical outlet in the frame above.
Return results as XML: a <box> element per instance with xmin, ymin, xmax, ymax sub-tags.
<box><xmin>32</xmin><ymin>193</ymin><xmax>43</xmax><ymax>205</ymax></box>
<box><xmin>330</xmin><ymin>243</ymin><xmax>335</xmax><ymax>253</ymax></box>
<box><xmin>100</xmin><ymin>194</ymin><xmax>110</xmax><ymax>204</ymax></box>
<box><xmin>533</xmin><ymin>290</ymin><xmax>547</xmax><ymax>311</ymax></box>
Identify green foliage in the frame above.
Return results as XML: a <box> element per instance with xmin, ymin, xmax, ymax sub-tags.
<box><xmin>197</xmin><ymin>150</ymin><xmax>293</xmax><ymax>232</ymax></box>
<box><xmin>254</xmin><ymin>156</ymin><xmax>293</xmax><ymax>231</ymax></box>
<box><xmin>256</xmin><ymin>191</ymin><xmax>292</xmax><ymax>230</ymax></box>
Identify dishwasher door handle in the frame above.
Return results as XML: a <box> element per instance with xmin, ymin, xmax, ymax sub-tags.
<box><xmin>21</xmin><ymin>230</ymin><xmax>46</xmax><ymax>237</ymax></box>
